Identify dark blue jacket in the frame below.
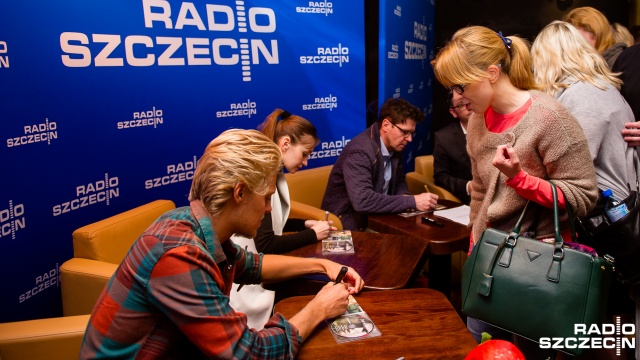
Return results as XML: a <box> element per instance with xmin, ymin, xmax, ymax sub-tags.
<box><xmin>322</xmin><ymin>123</ymin><xmax>415</xmax><ymax>230</ymax></box>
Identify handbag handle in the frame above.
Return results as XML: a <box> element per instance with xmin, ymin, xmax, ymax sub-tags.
<box><xmin>508</xmin><ymin>181</ymin><xmax>570</xmax><ymax>245</ymax></box>
<box><xmin>547</xmin><ymin>181</ymin><xmax>566</xmax><ymax>282</ymax></box>
<box><xmin>480</xmin><ymin>180</ymin><xmax>572</xmax><ymax>296</ymax></box>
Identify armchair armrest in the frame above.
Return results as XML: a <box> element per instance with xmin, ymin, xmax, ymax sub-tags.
<box><xmin>0</xmin><ymin>314</ymin><xmax>90</xmax><ymax>360</ymax></box>
<box><xmin>60</xmin><ymin>258</ymin><xmax>118</xmax><ymax>316</ymax></box>
<box><xmin>289</xmin><ymin>200</ymin><xmax>343</xmax><ymax>230</ymax></box>
<box><xmin>405</xmin><ymin>172</ymin><xmax>461</xmax><ymax>202</ymax></box>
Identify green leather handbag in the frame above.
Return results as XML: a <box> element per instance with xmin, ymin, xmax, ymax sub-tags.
<box><xmin>461</xmin><ymin>182</ymin><xmax>614</xmax><ymax>356</ymax></box>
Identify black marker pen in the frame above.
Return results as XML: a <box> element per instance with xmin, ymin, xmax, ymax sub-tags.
<box><xmin>334</xmin><ymin>266</ymin><xmax>348</xmax><ymax>285</ymax></box>
<box><xmin>422</xmin><ymin>216</ymin><xmax>444</xmax><ymax>227</ymax></box>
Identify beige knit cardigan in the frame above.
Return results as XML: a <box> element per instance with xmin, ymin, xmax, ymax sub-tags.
<box><xmin>467</xmin><ymin>91</ymin><xmax>598</xmax><ymax>244</ymax></box>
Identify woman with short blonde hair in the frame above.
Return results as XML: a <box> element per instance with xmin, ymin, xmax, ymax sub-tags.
<box><xmin>229</xmin><ymin>109</ymin><xmax>334</xmax><ymax>330</ymax></box>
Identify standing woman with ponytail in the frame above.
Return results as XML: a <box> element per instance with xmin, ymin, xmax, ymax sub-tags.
<box><xmin>229</xmin><ymin>109</ymin><xmax>335</xmax><ymax>329</ymax></box>
<box><xmin>431</xmin><ymin>26</ymin><xmax>598</xmax><ymax>356</ymax></box>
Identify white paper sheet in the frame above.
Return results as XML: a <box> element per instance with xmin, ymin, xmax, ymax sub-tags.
<box><xmin>434</xmin><ymin>205</ymin><xmax>470</xmax><ymax>225</ymax></box>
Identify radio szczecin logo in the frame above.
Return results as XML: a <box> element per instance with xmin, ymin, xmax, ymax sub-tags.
<box><xmin>302</xmin><ymin>94</ymin><xmax>337</xmax><ymax>111</ymax></box>
<box><xmin>0</xmin><ymin>40</ymin><xmax>8</xmax><ymax>68</ymax></box>
<box><xmin>145</xmin><ymin>156</ymin><xmax>197</xmax><ymax>189</ymax></box>
<box><xmin>540</xmin><ymin>318</ymin><xmax>635</xmax><ymax>355</ymax></box>
<box><xmin>0</xmin><ymin>200</ymin><xmax>25</xmax><ymax>240</ymax></box>
<box><xmin>6</xmin><ymin>119</ymin><xmax>58</xmax><ymax>148</ymax></box>
<box><xmin>300</xmin><ymin>43</ymin><xmax>349</xmax><ymax>67</ymax></box>
<box><xmin>60</xmin><ymin>1</ymin><xmax>279</xmax><ymax>82</ymax></box>
<box><xmin>118</xmin><ymin>106</ymin><xmax>164</xmax><ymax>130</ymax></box>
<box><xmin>296</xmin><ymin>1</ymin><xmax>333</xmax><ymax>16</ymax></box>
<box><xmin>216</xmin><ymin>99</ymin><xmax>257</xmax><ymax>118</ymax></box>
<box><xmin>52</xmin><ymin>174</ymin><xmax>119</xmax><ymax>216</ymax></box>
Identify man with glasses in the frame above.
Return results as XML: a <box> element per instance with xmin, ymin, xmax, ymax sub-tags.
<box><xmin>433</xmin><ymin>91</ymin><xmax>473</xmax><ymax>204</ymax></box>
<box><xmin>322</xmin><ymin>98</ymin><xmax>439</xmax><ymax>231</ymax></box>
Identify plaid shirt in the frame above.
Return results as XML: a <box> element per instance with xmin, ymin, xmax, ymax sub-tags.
<box><xmin>80</xmin><ymin>200</ymin><xmax>301</xmax><ymax>359</ymax></box>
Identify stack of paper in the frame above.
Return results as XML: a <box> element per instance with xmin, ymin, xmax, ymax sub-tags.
<box><xmin>433</xmin><ymin>205</ymin><xmax>470</xmax><ymax>225</ymax></box>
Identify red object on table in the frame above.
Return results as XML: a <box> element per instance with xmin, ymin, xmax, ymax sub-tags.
<box><xmin>464</xmin><ymin>340</ymin><xmax>525</xmax><ymax>360</ymax></box>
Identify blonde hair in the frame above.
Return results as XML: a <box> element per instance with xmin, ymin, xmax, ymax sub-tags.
<box><xmin>531</xmin><ymin>21</ymin><xmax>622</xmax><ymax>95</ymax></box>
<box><xmin>431</xmin><ymin>26</ymin><xmax>539</xmax><ymax>91</ymax></box>
<box><xmin>189</xmin><ymin>129</ymin><xmax>282</xmax><ymax>218</ymax></box>
<box><xmin>563</xmin><ymin>7</ymin><xmax>615</xmax><ymax>53</ymax></box>
<box><xmin>612</xmin><ymin>23</ymin><xmax>634</xmax><ymax>47</ymax></box>
<box><xmin>259</xmin><ymin>108</ymin><xmax>319</xmax><ymax>147</ymax></box>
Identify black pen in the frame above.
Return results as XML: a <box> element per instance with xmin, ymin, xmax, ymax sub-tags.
<box><xmin>422</xmin><ymin>216</ymin><xmax>444</xmax><ymax>227</ymax></box>
<box><xmin>334</xmin><ymin>266</ymin><xmax>348</xmax><ymax>285</ymax></box>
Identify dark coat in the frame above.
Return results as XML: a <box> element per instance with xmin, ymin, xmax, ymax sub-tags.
<box><xmin>433</xmin><ymin>122</ymin><xmax>472</xmax><ymax>204</ymax></box>
<box><xmin>322</xmin><ymin>123</ymin><xmax>415</xmax><ymax>230</ymax></box>
<box><xmin>613</xmin><ymin>44</ymin><xmax>640</xmax><ymax>119</ymax></box>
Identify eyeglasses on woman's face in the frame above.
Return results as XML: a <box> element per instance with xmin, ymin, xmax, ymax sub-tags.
<box><xmin>449</xmin><ymin>84</ymin><xmax>466</xmax><ymax>95</ymax></box>
<box><xmin>391</xmin><ymin>122</ymin><xmax>416</xmax><ymax>139</ymax></box>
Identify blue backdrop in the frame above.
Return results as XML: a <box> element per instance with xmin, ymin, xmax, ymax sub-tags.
<box><xmin>378</xmin><ymin>0</ymin><xmax>435</xmax><ymax>171</ymax></box>
<box><xmin>0</xmin><ymin>0</ymin><xmax>365</xmax><ymax>322</ymax></box>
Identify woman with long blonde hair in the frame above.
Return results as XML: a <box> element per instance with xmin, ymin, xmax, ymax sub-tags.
<box><xmin>531</xmin><ymin>20</ymin><xmax>636</xmax><ymax>202</ymax></box>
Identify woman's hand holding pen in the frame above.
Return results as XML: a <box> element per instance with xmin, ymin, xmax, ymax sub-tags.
<box><xmin>305</xmin><ymin>219</ymin><xmax>337</xmax><ymax>240</ymax></box>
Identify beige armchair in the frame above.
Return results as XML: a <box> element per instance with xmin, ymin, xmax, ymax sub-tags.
<box><xmin>405</xmin><ymin>155</ymin><xmax>461</xmax><ymax>202</ymax></box>
<box><xmin>285</xmin><ymin>165</ymin><xmax>342</xmax><ymax>230</ymax></box>
<box><xmin>0</xmin><ymin>314</ymin><xmax>90</xmax><ymax>360</ymax></box>
<box><xmin>60</xmin><ymin>200</ymin><xmax>176</xmax><ymax>316</ymax></box>
<box><xmin>0</xmin><ymin>200</ymin><xmax>176</xmax><ymax>359</ymax></box>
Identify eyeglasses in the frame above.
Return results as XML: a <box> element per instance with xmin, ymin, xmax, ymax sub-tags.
<box><xmin>391</xmin><ymin>122</ymin><xmax>416</xmax><ymax>138</ymax></box>
<box><xmin>450</xmin><ymin>104</ymin><xmax>467</xmax><ymax>111</ymax></box>
<box><xmin>449</xmin><ymin>84</ymin><xmax>466</xmax><ymax>95</ymax></box>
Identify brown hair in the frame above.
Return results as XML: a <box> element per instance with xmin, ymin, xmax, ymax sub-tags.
<box><xmin>259</xmin><ymin>109</ymin><xmax>320</xmax><ymax>147</ymax></box>
<box><xmin>563</xmin><ymin>7</ymin><xmax>615</xmax><ymax>53</ymax></box>
<box><xmin>377</xmin><ymin>98</ymin><xmax>424</xmax><ymax>127</ymax></box>
<box><xmin>431</xmin><ymin>26</ymin><xmax>539</xmax><ymax>91</ymax></box>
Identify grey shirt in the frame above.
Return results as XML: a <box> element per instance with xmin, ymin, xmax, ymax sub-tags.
<box><xmin>555</xmin><ymin>77</ymin><xmax>637</xmax><ymax>200</ymax></box>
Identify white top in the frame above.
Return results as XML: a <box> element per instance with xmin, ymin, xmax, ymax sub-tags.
<box><xmin>228</xmin><ymin>173</ymin><xmax>289</xmax><ymax>330</ymax></box>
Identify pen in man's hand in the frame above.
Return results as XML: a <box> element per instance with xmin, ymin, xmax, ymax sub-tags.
<box><xmin>325</xmin><ymin>210</ymin><xmax>329</xmax><ymax>222</ymax></box>
<box><xmin>334</xmin><ymin>266</ymin><xmax>348</xmax><ymax>285</ymax></box>
<box><xmin>424</xmin><ymin>184</ymin><xmax>430</xmax><ymax>193</ymax></box>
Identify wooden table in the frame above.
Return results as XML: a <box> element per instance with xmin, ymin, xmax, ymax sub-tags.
<box><xmin>275</xmin><ymin>288</ymin><xmax>477</xmax><ymax>359</ymax></box>
<box><xmin>265</xmin><ymin>232</ymin><xmax>429</xmax><ymax>297</ymax></box>
<box><xmin>367</xmin><ymin>200</ymin><xmax>470</xmax><ymax>296</ymax></box>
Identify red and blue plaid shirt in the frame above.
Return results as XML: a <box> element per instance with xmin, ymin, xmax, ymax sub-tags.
<box><xmin>80</xmin><ymin>200</ymin><xmax>301</xmax><ymax>359</ymax></box>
